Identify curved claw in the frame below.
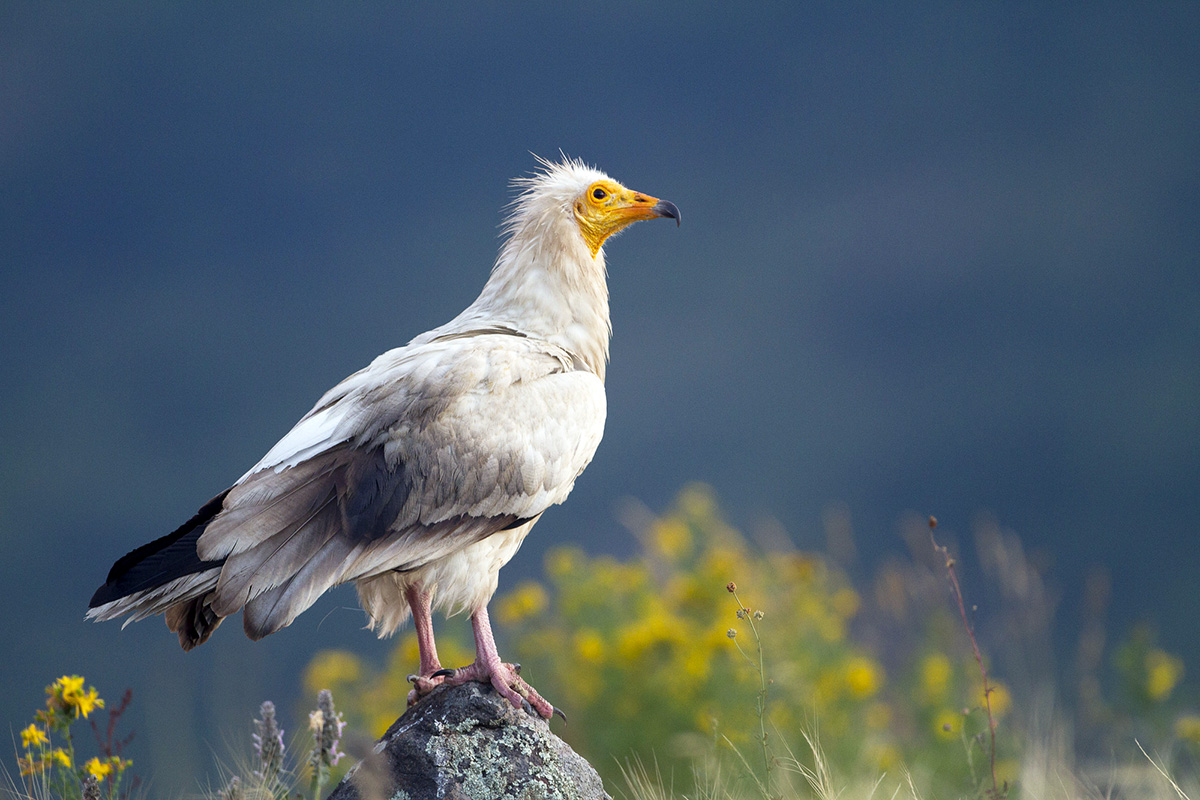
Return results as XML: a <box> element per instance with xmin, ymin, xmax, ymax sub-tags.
<box><xmin>431</xmin><ymin>668</ymin><xmax>456</xmax><ymax>679</ymax></box>
<box><xmin>406</xmin><ymin>674</ymin><xmax>419</xmax><ymax>685</ymax></box>
<box><xmin>511</xmin><ymin>662</ymin><xmax>522</xmax><ymax>674</ymax></box>
<box><xmin>553</xmin><ymin>706</ymin><xmax>568</xmax><ymax>722</ymax></box>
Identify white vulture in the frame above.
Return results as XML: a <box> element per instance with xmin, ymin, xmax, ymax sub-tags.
<box><xmin>88</xmin><ymin>157</ymin><xmax>679</xmax><ymax>718</ymax></box>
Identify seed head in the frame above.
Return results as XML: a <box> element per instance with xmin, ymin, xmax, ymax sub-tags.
<box><xmin>726</xmin><ymin>581</ymin><xmax>737</xmax><ymax>593</ymax></box>
<box><xmin>252</xmin><ymin>701</ymin><xmax>284</xmax><ymax>783</ymax></box>
<box><xmin>310</xmin><ymin>689</ymin><xmax>346</xmax><ymax>769</ymax></box>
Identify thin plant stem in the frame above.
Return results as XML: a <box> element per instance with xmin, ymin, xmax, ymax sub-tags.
<box><xmin>928</xmin><ymin>517</ymin><xmax>1000</xmax><ymax>798</ymax></box>
<box><xmin>730</xmin><ymin>589</ymin><xmax>772</xmax><ymax>796</ymax></box>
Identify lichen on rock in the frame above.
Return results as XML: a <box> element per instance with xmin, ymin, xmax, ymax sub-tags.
<box><xmin>327</xmin><ymin>682</ymin><xmax>610</xmax><ymax>800</ymax></box>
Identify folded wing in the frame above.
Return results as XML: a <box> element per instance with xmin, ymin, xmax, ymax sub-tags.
<box><xmin>88</xmin><ymin>334</ymin><xmax>606</xmax><ymax>649</ymax></box>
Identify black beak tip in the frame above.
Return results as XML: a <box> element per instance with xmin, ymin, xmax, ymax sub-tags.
<box><xmin>653</xmin><ymin>199</ymin><xmax>681</xmax><ymax>226</ymax></box>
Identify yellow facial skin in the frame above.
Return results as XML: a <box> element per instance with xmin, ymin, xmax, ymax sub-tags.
<box><xmin>573</xmin><ymin>180</ymin><xmax>680</xmax><ymax>257</ymax></box>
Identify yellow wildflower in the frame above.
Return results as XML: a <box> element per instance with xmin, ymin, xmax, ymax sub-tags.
<box><xmin>652</xmin><ymin>518</ymin><xmax>692</xmax><ymax>560</ymax></box>
<box><xmin>84</xmin><ymin>757</ymin><xmax>113</xmax><ymax>780</ymax></box>
<box><xmin>371</xmin><ymin>711</ymin><xmax>395</xmax><ymax>739</ymax></box>
<box><xmin>920</xmin><ymin>653</ymin><xmax>952</xmax><ymax>701</ymax></box>
<box><xmin>934</xmin><ymin>709</ymin><xmax>960</xmax><ymax>741</ymax></box>
<box><xmin>678</xmin><ymin>640</ymin><xmax>712</xmax><ymax>682</ymax></box>
<box><xmin>573</xmin><ymin>629</ymin><xmax>605</xmax><ymax>663</ymax></box>
<box><xmin>985</xmin><ymin>681</ymin><xmax>1012</xmax><ymax>717</ymax></box>
<box><xmin>694</xmin><ymin>708</ymin><xmax>718</xmax><ymax>734</ymax></box>
<box><xmin>843</xmin><ymin>656</ymin><xmax>884</xmax><ymax>699</ymax></box>
<box><xmin>814</xmin><ymin>670</ymin><xmax>843</xmax><ymax>706</ymax></box>
<box><xmin>20</xmin><ymin>724</ymin><xmax>49</xmax><ymax>749</ymax></box>
<box><xmin>74</xmin><ymin>687</ymin><xmax>104</xmax><ymax>718</ymax></box>
<box><xmin>497</xmin><ymin>581</ymin><xmax>548</xmax><ymax>624</ymax></box>
<box><xmin>49</xmin><ymin>748</ymin><xmax>72</xmax><ymax>768</ymax></box>
<box><xmin>545</xmin><ymin>546</ymin><xmax>583</xmax><ymax>579</ymax></box>
<box><xmin>49</xmin><ymin>675</ymin><xmax>104</xmax><ymax>719</ymax></box>
<box><xmin>53</xmin><ymin>675</ymin><xmax>85</xmax><ymax>698</ymax></box>
<box><xmin>1175</xmin><ymin>714</ymin><xmax>1200</xmax><ymax>743</ymax></box>
<box><xmin>789</xmin><ymin>554</ymin><xmax>818</xmax><ymax>583</ymax></box>
<box><xmin>617</xmin><ymin>610</ymin><xmax>681</xmax><ymax>662</ymax></box>
<box><xmin>868</xmin><ymin>743</ymin><xmax>901</xmax><ymax>770</ymax></box>
<box><xmin>702</xmin><ymin>548</ymin><xmax>746</xmax><ymax>586</ymax></box>
<box><xmin>304</xmin><ymin>650</ymin><xmax>363</xmax><ymax>695</ymax></box>
<box><xmin>995</xmin><ymin>758</ymin><xmax>1021</xmax><ymax>787</ymax></box>
<box><xmin>1146</xmin><ymin>648</ymin><xmax>1184</xmax><ymax>701</ymax></box>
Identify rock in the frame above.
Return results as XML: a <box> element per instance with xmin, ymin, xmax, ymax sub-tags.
<box><xmin>327</xmin><ymin>682</ymin><xmax>611</xmax><ymax>800</ymax></box>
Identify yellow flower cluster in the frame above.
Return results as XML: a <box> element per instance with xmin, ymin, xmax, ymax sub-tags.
<box><xmin>84</xmin><ymin>757</ymin><xmax>114</xmax><ymax>780</ymax></box>
<box><xmin>1176</xmin><ymin>714</ymin><xmax>1200</xmax><ymax>743</ymax></box>
<box><xmin>20</xmin><ymin>724</ymin><xmax>49</xmax><ymax>749</ymax></box>
<box><xmin>1145</xmin><ymin>648</ymin><xmax>1184</xmax><ymax>702</ymax></box>
<box><xmin>511</xmin><ymin>486</ymin><xmax>898</xmax><ymax>771</ymax></box>
<box><xmin>495</xmin><ymin>580</ymin><xmax>548</xmax><ymax>625</ymax></box>
<box><xmin>305</xmin><ymin>486</ymin><xmax>1195</xmax><ymax>795</ymax></box>
<box><xmin>18</xmin><ymin>747</ymin><xmax>71</xmax><ymax>777</ymax></box>
<box><xmin>46</xmin><ymin>675</ymin><xmax>104</xmax><ymax>719</ymax></box>
<box><xmin>311</xmin><ymin>485</ymin><xmax>1017</xmax><ymax>789</ymax></box>
<box><xmin>14</xmin><ymin>674</ymin><xmax>134</xmax><ymax>795</ymax></box>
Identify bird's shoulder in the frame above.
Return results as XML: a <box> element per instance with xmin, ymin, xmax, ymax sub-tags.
<box><xmin>244</xmin><ymin>329</ymin><xmax>603</xmax><ymax>480</ymax></box>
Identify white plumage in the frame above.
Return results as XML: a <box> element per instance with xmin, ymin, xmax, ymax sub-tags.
<box><xmin>88</xmin><ymin>157</ymin><xmax>678</xmax><ymax>717</ymax></box>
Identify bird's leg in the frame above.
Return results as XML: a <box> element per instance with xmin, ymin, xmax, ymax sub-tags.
<box><xmin>404</xmin><ymin>584</ymin><xmax>445</xmax><ymax>705</ymax></box>
<box><xmin>437</xmin><ymin>605</ymin><xmax>555</xmax><ymax>719</ymax></box>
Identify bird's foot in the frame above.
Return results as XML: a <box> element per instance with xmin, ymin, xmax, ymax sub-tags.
<box><xmin>435</xmin><ymin>659</ymin><xmax>555</xmax><ymax>719</ymax></box>
<box><xmin>405</xmin><ymin>669</ymin><xmax>447</xmax><ymax>707</ymax></box>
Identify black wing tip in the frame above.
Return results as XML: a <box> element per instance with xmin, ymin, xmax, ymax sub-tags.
<box><xmin>91</xmin><ymin>489</ymin><xmax>232</xmax><ymax>608</ymax></box>
<box><xmin>88</xmin><ymin>584</ymin><xmax>116</xmax><ymax>609</ymax></box>
<box><xmin>104</xmin><ymin>489</ymin><xmax>230</xmax><ymax>583</ymax></box>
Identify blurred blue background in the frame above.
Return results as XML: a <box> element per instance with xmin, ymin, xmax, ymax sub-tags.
<box><xmin>2</xmin><ymin>3</ymin><xmax>1197</xmax><ymax>791</ymax></box>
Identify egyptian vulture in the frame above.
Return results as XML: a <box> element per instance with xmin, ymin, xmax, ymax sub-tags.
<box><xmin>88</xmin><ymin>158</ymin><xmax>678</xmax><ymax>718</ymax></box>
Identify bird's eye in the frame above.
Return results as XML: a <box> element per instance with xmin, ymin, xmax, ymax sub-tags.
<box><xmin>592</xmin><ymin>187</ymin><xmax>607</xmax><ymax>200</ymax></box>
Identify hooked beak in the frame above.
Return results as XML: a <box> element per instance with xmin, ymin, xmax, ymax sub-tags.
<box><xmin>651</xmin><ymin>198</ymin><xmax>681</xmax><ymax>226</ymax></box>
<box><xmin>613</xmin><ymin>191</ymin><xmax>681</xmax><ymax>227</ymax></box>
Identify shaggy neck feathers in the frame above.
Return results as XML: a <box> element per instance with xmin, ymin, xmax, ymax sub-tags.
<box><xmin>443</xmin><ymin>160</ymin><xmax>613</xmax><ymax>381</ymax></box>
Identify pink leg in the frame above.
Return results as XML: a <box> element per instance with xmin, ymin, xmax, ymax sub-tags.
<box><xmin>405</xmin><ymin>585</ymin><xmax>445</xmax><ymax>705</ymax></box>
<box><xmin>438</xmin><ymin>605</ymin><xmax>555</xmax><ymax>719</ymax></box>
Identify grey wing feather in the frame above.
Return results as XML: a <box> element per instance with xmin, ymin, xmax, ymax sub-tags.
<box><xmin>183</xmin><ymin>335</ymin><xmax>602</xmax><ymax>640</ymax></box>
<box><xmin>204</xmin><ymin>439</ymin><xmax>523</xmax><ymax>633</ymax></box>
